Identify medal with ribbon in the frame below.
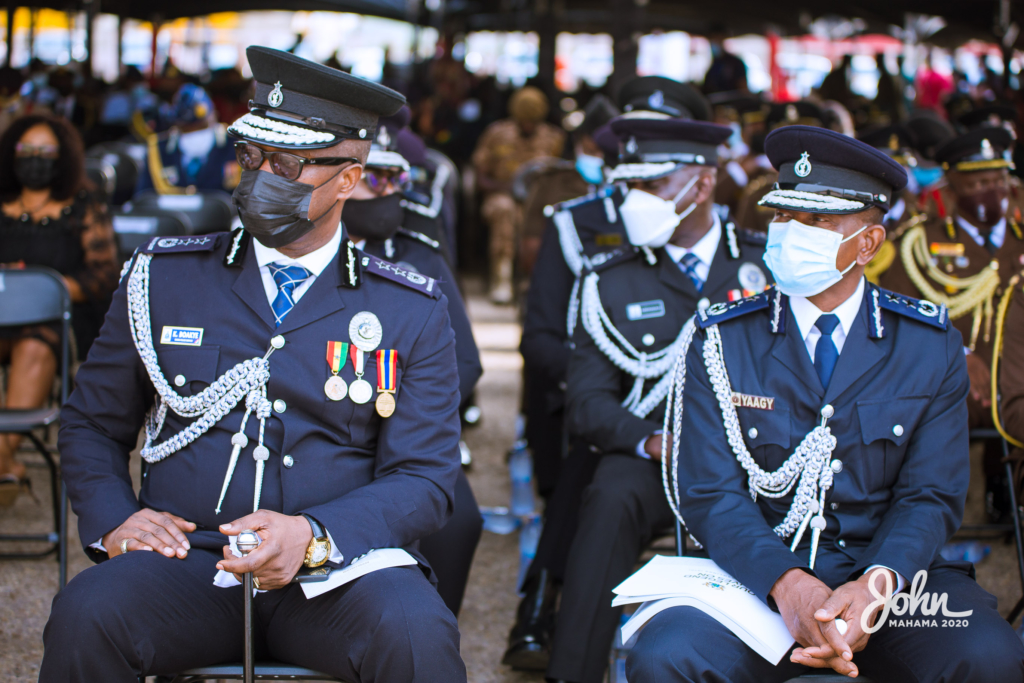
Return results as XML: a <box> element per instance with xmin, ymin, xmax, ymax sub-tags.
<box><xmin>324</xmin><ymin>341</ymin><xmax>349</xmax><ymax>401</ymax></box>
<box><xmin>348</xmin><ymin>346</ymin><xmax>374</xmax><ymax>404</ymax></box>
<box><xmin>375</xmin><ymin>350</ymin><xmax>398</xmax><ymax>417</ymax></box>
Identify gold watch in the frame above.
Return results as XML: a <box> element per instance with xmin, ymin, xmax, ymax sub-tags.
<box><xmin>302</xmin><ymin>514</ymin><xmax>331</xmax><ymax>568</ymax></box>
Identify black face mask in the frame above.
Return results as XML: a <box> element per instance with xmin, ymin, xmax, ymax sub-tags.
<box><xmin>15</xmin><ymin>156</ymin><xmax>56</xmax><ymax>190</ymax></box>
<box><xmin>231</xmin><ymin>169</ymin><xmax>341</xmax><ymax>249</ymax></box>
<box><xmin>341</xmin><ymin>194</ymin><xmax>405</xmax><ymax>242</ymax></box>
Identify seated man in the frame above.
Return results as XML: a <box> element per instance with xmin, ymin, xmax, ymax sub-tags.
<box><xmin>627</xmin><ymin>126</ymin><xmax>1024</xmax><ymax>683</ymax></box>
<box><xmin>40</xmin><ymin>47</ymin><xmax>466</xmax><ymax>683</ymax></box>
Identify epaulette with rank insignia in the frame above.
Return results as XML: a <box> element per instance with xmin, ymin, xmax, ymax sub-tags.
<box><xmin>360</xmin><ymin>251</ymin><xmax>442</xmax><ymax>299</ymax></box>
<box><xmin>396</xmin><ymin>226</ymin><xmax>440</xmax><ymax>250</ymax></box>
<box><xmin>737</xmin><ymin>227</ymin><xmax>767</xmax><ymax>245</ymax></box>
<box><xmin>876</xmin><ymin>287</ymin><xmax>948</xmax><ymax>330</ymax></box>
<box><xmin>696</xmin><ymin>288</ymin><xmax>773</xmax><ymax>328</ymax></box>
<box><xmin>141</xmin><ymin>234</ymin><xmax>221</xmax><ymax>254</ymax></box>
<box><xmin>586</xmin><ymin>247</ymin><xmax>637</xmax><ymax>274</ymax></box>
<box><xmin>547</xmin><ymin>185</ymin><xmax>616</xmax><ymax>215</ymax></box>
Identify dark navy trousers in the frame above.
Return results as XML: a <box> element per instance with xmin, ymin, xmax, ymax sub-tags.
<box><xmin>40</xmin><ymin>550</ymin><xmax>466</xmax><ymax>682</ymax></box>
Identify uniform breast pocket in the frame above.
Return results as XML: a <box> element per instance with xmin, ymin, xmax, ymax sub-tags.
<box><xmin>158</xmin><ymin>347</ymin><xmax>220</xmax><ymax>396</ymax></box>
<box><xmin>741</xmin><ymin>407</ymin><xmax>791</xmax><ymax>470</ymax></box>
<box><xmin>320</xmin><ymin>357</ymin><xmax>404</xmax><ymax>444</ymax></box>
<box><xmin>856</xmin><ymin>396</ymin><xmax>930</xmax><ymax>489</ymax></box>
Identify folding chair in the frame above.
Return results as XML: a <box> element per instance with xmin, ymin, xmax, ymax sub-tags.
<box><xmin>112</xmin><ymin>209</ymin><xmax>192</xmax><ymax>263</ymax></box>
<box><xmin>0</xmin><ymin>266</ymin><xmax>70</xmax><ymax>588</ymax></box>
<box><xmin>129</xmin><ymin>190</ymin><xmax>235</xmax><ymax>235</ymax></box>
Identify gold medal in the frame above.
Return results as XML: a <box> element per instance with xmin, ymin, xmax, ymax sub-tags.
<box><xmin>375</xmin><ymin>391</ymin><xmax>396</xmax><ymax>417</ymax></box>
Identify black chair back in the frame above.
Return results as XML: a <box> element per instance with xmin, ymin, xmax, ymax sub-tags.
<box><xmin>84</xmin><ymin>158</ymin><xmax>116</xmax><ymax>204</ymax></box>
<box><xmin>86</xmin><ymin>143</ymin><xmax>142</xmax><ymax>205</ymax></box>
<box><xmin>129</xmin><ymin>190</ymin><xmax>235</xmax><ymax>235</ymax></box>
<box><xmin>112</xmin><ymin>209</ymin><xmax>192</xmax><ymax>262</ymax></box>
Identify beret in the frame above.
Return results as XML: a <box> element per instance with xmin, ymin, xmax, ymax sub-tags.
<box><xmin>905</xmin><ymin>113</ymin><xmax>956</xmax><ymax>161</ymax></box>
<box><xmin>606</xmin><ymin>114</ymin><xmax>731</xmax><ymax>181</ymax></box>
<box><xmin>957</xmin><ymin>104</ymin><xmax>1018</xmax><ymax>130</ymax></box>
<box><xmin>228</xmin><ymin>46</ymin><xmax>405</xmax><ymax>150</ymax></box>
<box><xmin>761</xmin><ymin>125</ymin><xmax>907</xmax><ymax>215</ymax></box>
<box><xmin>857</xmin><ymin>123</ymin><xmax>916</xmax><ymax>165</ymax></box>
<box><xmin>936</xmin><ymin>126</ymin><xmax>1015</xmax><ymax>172</ymax></box>
<box><xmin>618</xmin><ymin>76</ymin><xmax>711</xmax><ymax>121</ymax></box>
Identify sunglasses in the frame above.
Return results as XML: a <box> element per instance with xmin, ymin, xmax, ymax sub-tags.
<box><xmin>234</xmin><ymin>142</ymin><xmax>359</xmax><ymax>181</ymax></box>
<box><xmin>15</xmin><ymin>143</ymin><xmax>59</xmax><ymax>159</ymax></box>
<box><xmin>364</xmin><ymin>168</ymin><xmax>411</xmax><ymax>195</ymax></box>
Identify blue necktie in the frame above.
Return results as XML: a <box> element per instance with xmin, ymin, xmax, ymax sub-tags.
<box><xmin>813</xmin><ymin>314</ymin><xmax>840</xmax><ymax>389</ymax></box>
<box><xmin>678</xmin><ymin>252</ymin><xmax>704</xmax><ymax>292</ymax></box>
<box><xmin>268</xmin><ymin>262</ymin><xmax>312</xmax><ymax>327</ymax></box>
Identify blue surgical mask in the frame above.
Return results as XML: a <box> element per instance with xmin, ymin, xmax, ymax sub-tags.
<box><xmin>763</xmin><ymin>219</ymin><xmax>866</xmax><ymax>297</ymax></box>
<box><xmin>910</xmin><ymin>166</ymin><xmax>944</xmax><ymax>189</ymax></box>
<box><xmin>575</xmin><ymin>153</ymin><xmax>605</xmax><ymax>185</ymax></box>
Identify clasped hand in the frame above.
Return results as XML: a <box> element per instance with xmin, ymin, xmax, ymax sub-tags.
<box><xmin>770</xmin><ymin>567</ymin><xmax>893</xmax><ymax>678</ymax></box>
<box><xmin>104</xmin><ymin>508</ymin><xmax>312</xmax><ymax>590</ymax></box>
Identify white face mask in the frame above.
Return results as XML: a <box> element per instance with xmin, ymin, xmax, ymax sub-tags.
<box><xmin>619</xmin><ymin>174</ymin><xmax>700</xmax><ymax>248</ymax></box>
<box><xmin>763</xmin><ymin>219</ymin><xmax>867</xmax><ymax>297</ymax></box>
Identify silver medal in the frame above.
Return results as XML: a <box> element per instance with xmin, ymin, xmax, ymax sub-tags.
<box><xmin>324</xmin><ymin>376</ymin><xmax>348</xmax><ymax>401</ymax></box>
<box><xmin>349</xmin><ymin>311</ymin><xmax>383</xmax><ymax>352</ymax></box>
<box><xmin>349</xmin><ymin>378</ymin><xmax>374</xmax><ymax>404</ymax></box>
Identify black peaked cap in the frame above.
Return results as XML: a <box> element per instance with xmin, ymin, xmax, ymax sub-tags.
<box><xmin>617</xmin><ymin>76</ymin><xmax>711</xmax><ymax>121</ymax></box>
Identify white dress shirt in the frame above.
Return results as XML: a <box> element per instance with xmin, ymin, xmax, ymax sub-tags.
<box><xmin>663</xmin><ymin>213</ymin><xmax>722</xmax><ymax>285</ymax></box>
<box><xmin>252</xmin><ymin>223</ymin><xmax>342</xmax><ymax>306</ymax></box>
<box><xmin>956</xmin><ymin>215</ymin><xmax>1005</xmax><ymax>251</ymax></box>
<box><xmin>786</xmin><ymin>276</ymin><xmax>906</xmax><ymax>592</ymax></box>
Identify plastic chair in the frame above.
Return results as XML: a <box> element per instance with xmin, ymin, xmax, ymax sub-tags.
<box><xmin>86</xmin><ymin>143</ymin><xmax>141</xmax><ymax>206</ymax></box>
<box><xmin>111</xmin><ymin>208</ymin><xmax>192</xmax><ymax>263</ymax></box>
<box><xmin>84</xmin><ymin>157</ymin><xmax>116</xmax><ymax>204</ymax></box>
<box><xmin>0</xmin><ymin>266</ymin><xmax>70</xmax><ymax>588</ymax></box>
<box><xmin>129</xmin><ymin>190</ymin><xmax>235</xmax><ymax>235</ymax></box>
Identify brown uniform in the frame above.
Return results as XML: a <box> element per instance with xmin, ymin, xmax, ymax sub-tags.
<box><xmin>520</xmin><ymin>164</ymin><xmax>590</xmax><ymax>276</ymax></box>
<box><xmin>733</xmin><ymin>167</ymin><xmax>777</xmax><ymax>232</ymax></box>
<box><xmin>472</xmin><ymin>119</ymin><xmax>566</xmax><ymax>297</ymax></box>
<box><xmin>999</xmin><ymin>282</ymin><xmax>1024</xmax><ymax>445</ymax></box>
<box><xmin>880</xmin><ymin>207</ymin><xmax>1024</xmax><ymax>426</ymax></box>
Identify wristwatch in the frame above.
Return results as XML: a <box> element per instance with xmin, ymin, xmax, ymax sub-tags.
<box><xmin>302</xmin><ymin>514</ymin><xmax>331</xmax><ymax>568</ymax></box>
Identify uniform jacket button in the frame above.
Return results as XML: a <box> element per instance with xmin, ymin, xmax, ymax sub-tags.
<box><xmin>748</xmin><ymin>427</ymin><xmax>758</xmax><ymax>439</ymax></box>
<box><xmin>174</xmin><ymin>374</ymin><xmax>186</xmax><ymax>387</ymax></box>
<box><xmin>830</xmin><ymin>502</ymin><xmax>839</xmax><ymax>511</ymax></box>
<box><xmin>642</xmin><ymin>333</ymin><xmax>655</xmax><ymax>346</ymax></box>
<box><xmin>273</xmin><ymin>399</ymin><xmax>287</xmax><ymax>414</ymax></box>
<box><xmin>838</xmin><ymin>539</ymin><xmax>846</xmax><ymax>548</ymax></box>
<box><xmin>830</xmin><ymin>459</ymin><xmax>843</xmax><ymax>473</ymax></box>
<box><xmin>893</xmin><ymin>424</ymin><xmax>904</xmax><ymax>437</ymax></box>
<box><xmin>698</xmin><ymin>298</ymin><xmax>711</xmax><ymax>310</ymax></box>
<box><xmin>282</xmin><ymin>455</ymin><xmax>294</xmax><ymax>468</ymax></box>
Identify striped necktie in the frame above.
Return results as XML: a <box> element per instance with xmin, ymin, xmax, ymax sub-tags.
<box><xmin>268</xmin><ymin>262</ymin><xmax>312</xmax><ymax>327</ymax></box>
<box><xmin>678</xmin><ymin>252</ymin><xmax>704</xmax><ymax>292</ymax></box>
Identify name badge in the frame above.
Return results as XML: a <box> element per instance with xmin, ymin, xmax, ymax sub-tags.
<box><xmin>626</xmin><ymin>300</ymin><xmax>666</xmax><ymax>321</ymax></box>
<box><xmin>160</xmin><ymin>326</ymin><xmax>204</xmax><ymax>346</ymax></box>
<box><xmin>731</xmin><ymin>392</ymin><xmax>775</xmax><ymax>410</ymax></box>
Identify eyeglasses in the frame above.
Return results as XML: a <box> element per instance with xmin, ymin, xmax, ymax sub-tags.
<box><xmin>363</xmin><ymin>168</ymin><xmax>411</xmax><ymax>195</ymax></box>
<box><xmin>15</xmin><ymin>143</ymin><xmax>59</xmax><ymax>159</ymax></box>
<box><xmin>234</xmin><ymin>142</ymin><xmax>360</xmax><ymax>181</ymax></box>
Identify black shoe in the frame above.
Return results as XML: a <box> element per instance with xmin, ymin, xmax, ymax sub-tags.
<box><xmin>502</xmin><ymin>569</ymin><xmax>557</xmax><ymax>671</ymax></box>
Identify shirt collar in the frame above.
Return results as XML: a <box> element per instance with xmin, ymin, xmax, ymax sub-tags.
<box><xmin>956</xmin><ymin>215</ymin><xmax>1006</xmax><ymax>249</ymax></box>
<box><xmin>253</xmin><ymin>224</ymin><xmax>342</xmax><ymax>276</ymax></box>
<box><xmin>663</xmin><ymin>213</ymin><xmax>721</xmax><ymax>267</ymax></box>
<box><xmin>789</xmin><ymin>276</ymin><xmax>866</xmax><ymax>343</ymax></box>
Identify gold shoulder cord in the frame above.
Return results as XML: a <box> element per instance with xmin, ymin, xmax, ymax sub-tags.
<box><xmin>146</xmin><ymin>133</ymin><xmax>186</xmax><ymax>196</ymax></box>
<box><xmin>864</xmin><ymin>241</ymin><xmax>894</xmax><ymax>284</ymax></box>
<box><xmin>900</xmin><ymin>224</ymin><xmax>1001</xmax><ymax>350</ymax></box>
<box><xmin>991</xmin><ymin>276</ymin><xmax>1024</xmax><ymax>449</ymax></box>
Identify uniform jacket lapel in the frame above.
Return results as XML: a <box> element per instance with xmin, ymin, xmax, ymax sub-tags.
<box><xmin>657</xmin><ymin>250</ymin><xmax>699</xmax><ymax>301</ymax></box>
<box><xmin>231</xmin><ymin>246</ymin><xmax>276</xmax><ymax>330</ymax></box>
<box><xmin>771</xmin><ymin>305</ymin><xmax>825</xmax><ymax>397</ymax></box>
<box><xmin>823</xmin><ymin>294</ymin><xmax>886</xmax><ymax>404</ymax></box>
<box><xmin>276</xmin><ymin>250</ymin><xmax>346</xmax><ymax>335</ymax></box>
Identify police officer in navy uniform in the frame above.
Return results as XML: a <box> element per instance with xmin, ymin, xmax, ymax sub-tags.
<box><xmin>544</xmin><ymin>113</ymin><xmax>772</xmax><ymax>683</ymax></box>
<box><xmin>626</xmin><ymin>126</ymin><xmax>1024</xmax><ymax>683</ymax></box>
<box><xmin>41</xmin><ymin>47</ymin><xmax>467</xmax><ymax>682</ymax></box>
<box><xmin>341</xmin><ymin>106</ymin><xmax>483</xmax><ymax>618</ymax></box>
<box><xmin>138</xmin><ymin>83</ymin><xmax>241</xmax><ymax>195</ymax></box>
<box><xmin>506</xmin><ymin>79</ymin><xmax>716</xmax><ymax>670</ymax></box>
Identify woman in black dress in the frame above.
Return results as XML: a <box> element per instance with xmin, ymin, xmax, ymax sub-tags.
<box><xmin>0</xmin><ymin>114</ymin><xmax>118</xmax><ymax>504</ymax></box>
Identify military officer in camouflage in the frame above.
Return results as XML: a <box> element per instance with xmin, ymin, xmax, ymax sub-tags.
<box><xmin>41</xmin><ymin>47</ymin><xmax>467</xmax><ymax>682</ymax></box>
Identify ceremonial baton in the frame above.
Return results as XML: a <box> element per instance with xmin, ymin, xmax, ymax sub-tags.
<box><xmin>236</xmin><ymin>529</ymin><xmax>261</xmax><ymax>683</ymax></box>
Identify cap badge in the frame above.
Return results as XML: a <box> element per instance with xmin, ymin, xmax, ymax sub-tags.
<box><xmin>625</xmin><ymin>137</ymin><xmax>638</xmax><ymax>154</ymax></box>
<box><xmin>377</xmin><ymin>126</ymin><xmax>391</xmax><ymax>148</ymax></box>
<box><xmin>794</xmin><ymin>151</ymin><xmax>812</xmax><ymax>178</ymax></box>
<box><xmin>648</xmin><ymin>90</ymin><xmax>665</xmax><ymax>110</ymax></box>
<box><xmin>786</xmin><ymin>104</ymin><xmax>798</xmax><ymax>122</ymax></box>
<box><xmin>981</xmin><ymin>138</ymin><xmax>995</xmax><ymax>160</ymax></box>
<box><xmin>268</xmin><ymin>81</ymin><xmax>284</xmax><ymax>108</ymax></box>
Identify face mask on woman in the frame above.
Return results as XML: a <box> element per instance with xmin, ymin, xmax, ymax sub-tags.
<box><xmin>341</xmin><ymin>193</ymin><xmax>405</xmax><ymax>242</ymax></box>
<box><xmin>763</xmin><ymin>219</ymin><xmax>866</xmax><ymax>297</ymax></box>
<box><xmin>15</xmin><ymin>156</ymin><xmax>56</xmax><ymax>190</ymax></box>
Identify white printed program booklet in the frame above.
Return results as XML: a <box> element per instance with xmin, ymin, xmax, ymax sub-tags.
<box><xmin>612</xmin><ymin>556</ymin><xmax>796</xmax><ymax>664</ymax></box>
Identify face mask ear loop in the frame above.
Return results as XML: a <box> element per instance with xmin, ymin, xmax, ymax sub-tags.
<box><xmin>307</xmin><ymin>163</ymin><xmax>355</xmax><ymax>226</ymax></box>
<box><xmin>837</xmin><ymin>225</ymin><xmax>869</xmax><ymax>276</ymax></box>
<box><xmin>671</xmin><ymin>173</ymin><xmax>701</xmax><ymax>207</ymax></box>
